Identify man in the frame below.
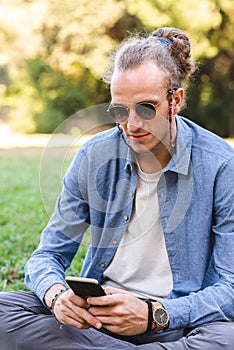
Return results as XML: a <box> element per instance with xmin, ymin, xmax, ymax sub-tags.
<box><xmin>0</xmin><ymin>27</ymin><xmax>233</xmax><ymax>349</ymax></box>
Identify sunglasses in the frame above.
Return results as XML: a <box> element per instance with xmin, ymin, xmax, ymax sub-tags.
<box><xmin>107</xmin><ymin>100</ymin><xmax>163</xmax><ymax>124</ymax></box>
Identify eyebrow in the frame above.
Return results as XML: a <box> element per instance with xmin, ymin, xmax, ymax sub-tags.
<box><xmin>111</xmin><ymin>99</ymin><xmax>161</xmax><ymax>106</ymax></box>
<box><xmin>140</xmin><ymin>99</ymin><xmax>161</xmax><ymax>105</ymax></box>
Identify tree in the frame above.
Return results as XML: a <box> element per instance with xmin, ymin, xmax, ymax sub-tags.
<box><xmin>1</xmin><ymin>0</ymin><xmax>233</xmax><ymax>136</ymax></box>
<box><xmin>126</xmin><ymin>0</ymin><xmax>234</xmax><ymax>136</ymax></box>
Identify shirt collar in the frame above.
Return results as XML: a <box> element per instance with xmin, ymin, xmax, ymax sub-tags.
<box><xmin>164</xmin><ymin>115</ymin><xmax>192</xmax><ymax>175</ymax></box>
<box><xmin>124</xmin><ymin>147</ymin><xmax>135</xmax><ymax>174</ymax></box>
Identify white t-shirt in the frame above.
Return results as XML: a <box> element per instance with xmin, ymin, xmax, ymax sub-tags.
<box><xmin>102</xmin><ymin>164</ymin><xmax>173</xmax><ymax>300</ymax></box>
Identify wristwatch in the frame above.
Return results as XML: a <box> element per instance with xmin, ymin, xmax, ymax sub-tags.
<box><xmin>151</xmin><ymin>302</ymin><xmax>169</xmax><ymax>331</ymax></box>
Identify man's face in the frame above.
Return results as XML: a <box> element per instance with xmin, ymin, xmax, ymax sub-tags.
<box><xmin>110</xmin><ymin>61</ymin><xmax>172</xmax><ymax>157</ymax></box>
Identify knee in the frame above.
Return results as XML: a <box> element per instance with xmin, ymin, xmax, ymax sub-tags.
<box><xmin>0</xmin><ymin>292</ymin><xmax>17</xmax><ymax>348</ymax></box>
<box><xmin>185</xmin><ymin>321</ymin><xmax>234</xmax><ymax>350</ymax></box>
<box><xmin>221</xmin><ymin>322</ymin><xmax>234</xmax><ymax>346</ymax></box>
<box><xmin>0</xmin><ymin>291</ymin><xmax>10</xmax><ymax>303</ymax></box>
<box><xmin>0</xmin><ymin>291</ymin><xmax>16</xmax><ymax>313</ymax></box>
<box><xmin>0</xmin><ymin>291</ymin><xmax>29</xmax><ymax>328</ymax></box>
<box><xmin>204</xmin><ymin>321</ymin><xmax>234</xmax><ymax>350</ymax></box>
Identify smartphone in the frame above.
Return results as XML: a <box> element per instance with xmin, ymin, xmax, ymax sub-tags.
<box><xmin>65</xmin><ymin>276</ymin><xmax>106</xmax><ymax>299</ymax></box>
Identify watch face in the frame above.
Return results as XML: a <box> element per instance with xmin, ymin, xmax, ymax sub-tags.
<box><xmin>154</xmin><ymin>308</ymin><xmax>168</xmax><ymax>326</ymax></box>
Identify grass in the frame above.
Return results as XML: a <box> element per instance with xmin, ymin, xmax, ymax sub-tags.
<box><xmin>0</xmin><ymin>149</ymin><xmax>87</xmax><ymax>291</ymax></box>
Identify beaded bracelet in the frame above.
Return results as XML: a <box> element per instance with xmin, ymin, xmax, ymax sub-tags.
<box><xmin>145</xmin><ymin>300</ymin><xmax>153</xmax><ymax>333</ymax></box>
<box><xmin>50</xmin><ymin>289</ymin><xmax>67</xmax><ymax>315</ymax></box>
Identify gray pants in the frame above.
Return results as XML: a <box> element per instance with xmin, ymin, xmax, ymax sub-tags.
<box><xmin>0</xmin><ymin>291</ymin><xmax>233</xmax><ymax>350</ymax></box>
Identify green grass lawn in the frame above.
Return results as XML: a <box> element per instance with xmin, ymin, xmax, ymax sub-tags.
<box><xmin>0</xmin><ymin>149</ymin><xmax>87</xmax><ymax>291</ymax></box>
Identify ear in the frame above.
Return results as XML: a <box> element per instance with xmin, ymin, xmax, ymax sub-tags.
<box><xmin>173</xmin><ymin>88</ymin><xmax>184</xmax><ymax>114</ymax></box>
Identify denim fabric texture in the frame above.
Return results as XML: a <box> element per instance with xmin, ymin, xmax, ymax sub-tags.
<box><xmin>25</xmin><ymin>115</ymin><xmax>234</xmax><ymax>330</ymax></box>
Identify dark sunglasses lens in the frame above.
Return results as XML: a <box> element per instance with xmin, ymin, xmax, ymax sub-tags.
<box><xmin>136</xmin><ymin>103</ymin><xmax>156</xmax><ymax>120</ymax></box>
<box><xmin>109</xmin><ymin>106</ymin><xmax>129</xmax><ymax>123</ymax></box>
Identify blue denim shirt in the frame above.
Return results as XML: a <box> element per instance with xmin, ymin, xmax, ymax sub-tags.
<box><xmin>25</xmin><ymin>115</ymin><xmax>234</xmax><ymax>330</ymax></box>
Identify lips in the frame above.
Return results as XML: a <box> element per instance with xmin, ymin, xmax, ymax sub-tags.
<box><xmin>128</xmin><ymin>133</ymin><xmax>150</xmax><ymax>142</ymax></box>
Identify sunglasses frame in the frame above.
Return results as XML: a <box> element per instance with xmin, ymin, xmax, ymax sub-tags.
<box><xmin>107</xmin><ymin>90</ymin><xmax>173</xmax><ymax>124</ymax></box>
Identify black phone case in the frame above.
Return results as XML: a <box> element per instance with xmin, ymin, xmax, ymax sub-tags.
<box><xmin>66</xmin><ymin>279</ymin><xmax>106</xmax><ymax>299</ymax></box>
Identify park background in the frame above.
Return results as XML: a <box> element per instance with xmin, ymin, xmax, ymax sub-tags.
<box><xmin>0</xmin><ymin>0</ymin><xmax>233</xmax><ymax>291</ymax></box>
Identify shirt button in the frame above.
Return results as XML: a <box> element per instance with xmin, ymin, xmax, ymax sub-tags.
<box><xmin>124</xmin><ymin>215</ymin><xmax>129</xmax><ymax>221</ymax></box>
<box><xmin>112</xmin><ymin>240</ymin><xmax>118</xmax><ymax>245</ymax></box>
<box><xmin>129</xmin><ymin>191</ymin><xmax>133</xmax><ymax>197</ymax></box>
<box><xmin>99</xmin><ymin>263</ymin><xmax>105</xmax><ymax>268</ymax></box>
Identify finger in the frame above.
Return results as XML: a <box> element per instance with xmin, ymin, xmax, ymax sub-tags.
<box><xmin>59</xmin><ymin>312</ymin><xmax>91</xmax><ymax>329</ymax></box>
<box><xmin>66</xmin><ymin>289</ymin><xmax>90</xmax><ymax>308</ymax></box>
<box><xmin>105</xmin><ymin>286</ymin><xmax>129</xmax><ymax>295</ymax></box>
<box><xmin>87</xmin><ymin>293</ymin><xmax>121</xmax><ymax>307</ymax></box>
<box><xmin>55</xmin><ymin>291</ymin><xmax>102</xmax><ymax>329</ymax></box>
<box><xmin>78</xmin><ymin>308</ymin><xmax>103</xmax><ymax>329</ymax></box>
<box><xmin>89</xmin><ymin>306</ymin><xmax>113</xmax><ymax>317</ymax></box>
<box><xmin>61</xmin><ymin>304</ymin><xmax>103</xmax><ymax>330</ymax></box>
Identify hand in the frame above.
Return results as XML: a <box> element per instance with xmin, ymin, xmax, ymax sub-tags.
<box><xmin>87</xmin><ymin>286</ymin><xmax>148</xmax><ymax>336</ymax></box>
<box><xmin>50</xmin><ymin>288</ymin><xmax>103</xmax><ymax>330</ymax></box>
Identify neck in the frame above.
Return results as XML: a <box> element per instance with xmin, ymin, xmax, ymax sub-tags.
<box><xmin>136</xmin><ymin>144</ymin><xmax>173</xmax><ymax>173</ymax></box>
<box><xmin>136</xmin><ymin>119</ymin><xmax>176</xmax><ymax>173</ymax></box>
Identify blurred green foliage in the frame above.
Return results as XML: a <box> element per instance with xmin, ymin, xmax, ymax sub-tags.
<box><xmin>26</xmin><ymin>58</ymin><xmax>109</xmax><ymax>133</ymax></box>
<box><xmin>0</xmin><ymin>0</ymin><xmax>233</xmax><ymax>136</ymax></box>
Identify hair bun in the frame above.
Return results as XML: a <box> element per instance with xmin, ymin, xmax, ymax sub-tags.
<box><xmin>151</xmin><ymin>27</ymin><xmax>196</xmax><ymax>82</ymax></box>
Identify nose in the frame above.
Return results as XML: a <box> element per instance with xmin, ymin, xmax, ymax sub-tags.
<box><xmin>127</xmin><ymin>107</ymin><xmax>144</xmax><ymax>131</ymax></box>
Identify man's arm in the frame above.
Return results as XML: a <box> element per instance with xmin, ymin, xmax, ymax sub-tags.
<box><xmin>159</xmin><ymin>155</ymin><xmax>234</xmax><ymax>330</ymax></box>
<box><xmin>25</xmin><ymin>149</ymin><xmax>90</xmax><ymax>304</ymax></box>
<box><xmin>44</xmin><ymin>283</ymin><xmax>67</xmax><ymax>309</ymax></box>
